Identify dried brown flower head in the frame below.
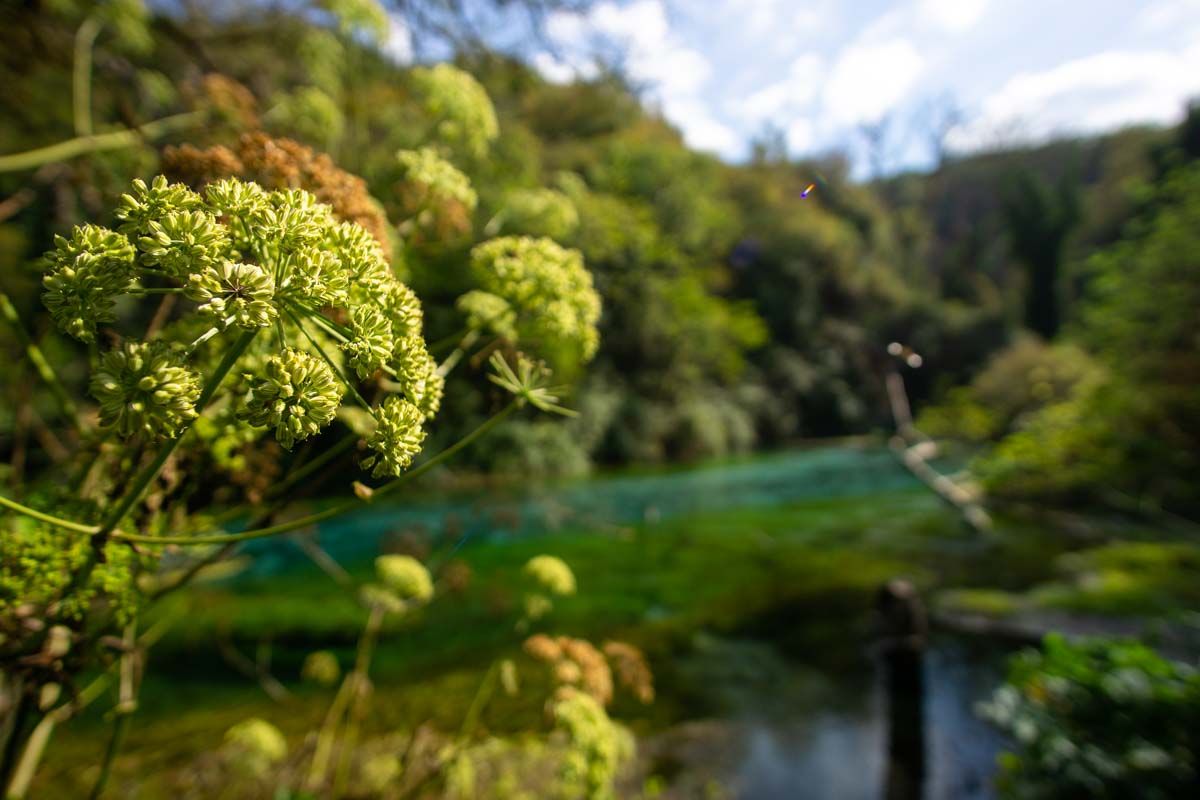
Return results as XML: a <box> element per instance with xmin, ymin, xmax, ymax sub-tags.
<box><xmin>523</xmin><ymin>633</ymin><xmax>561</xmax><ymax>662</ymax></box>
<box><xmin>182</xmin><ymin>74</ymin><xmax>259</xmax><ymax>129</ymax></box>
<box><xmin>163</xmin><ymin>132</ymin><xmax>393</xmax><ymax>257</ymax></box>
<box><xmin>602</xmin><ymin>641</ymin><xmax>655</xmax><ymax>704</ymax></box>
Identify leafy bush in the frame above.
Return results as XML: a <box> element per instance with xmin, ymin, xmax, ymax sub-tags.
<box><xmin>917</xmin><ymin>336</ymin><xmax>1104</xmax><ymax>443</ymax></box>
<box><xmin>979</xmin><ymin>634</ymin><xmax>1200</xmax><ymax>799</ymax></box>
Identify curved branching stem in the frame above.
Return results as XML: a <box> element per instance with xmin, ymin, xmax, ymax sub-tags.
<box><xmin>0</xmin><ymin>494</ymin><xmax>99</xmax><ymax>534</ymax></box>
<box><xmin>0</xmin><ymin>288</ymin><xmax>82</xmax><ymax>433</ymax></box>
<box><xmin>73</xmin><ymin>16</ymin><xmax>103</xmax><ymax>138</ymax></box>
<box><xmin>111</xmin><ymin>401</ymin><xmax>518</xmax><ymax>546</ymax></box>
<box><xmin>0</xmin><ymin>112</ymin><xmax>205</xmax><ymax>173</ymax></box>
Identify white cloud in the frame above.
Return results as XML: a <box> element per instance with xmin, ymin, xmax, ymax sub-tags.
<box><xmin>947</xmin><ymin>43</ymin><xmax>1200</xmax><ymax>151</ymax></box>
<box><xmin>916</xmin><ymin>0</ymin><xmax>990</xmax><ymax>33</ymax></box>
<box><xmin>824</xmin><ymin>40</ymin><xmax>924</xmax><ymax>125</ymax></box>
<box><xmin>1136</xmin><ymin>0</ymin><xmax>1200</xmax><ymax>36</ymax></box>
<box><xmin>539</xmin><ymin>0</ymin><xmax>741</xmax><ymax>157</ymax></box>
<box><xmin>785</xmin><ymin>118</ymin><xmax>815</xmax><ymax>152</ymax></box>
<box><xmin>381</xmin><ymin>15</ymin><xmax>413</xmax><ymax>64</ymax></box>
<box><xmin>738</xmin><ymin>54</ymin><xmax>823</xmax><ymax>123</ymax></box>
<box><xmin>530</xmin><ymin>51</ymin><xmax>579</xmax><ymax>84</ymax></box>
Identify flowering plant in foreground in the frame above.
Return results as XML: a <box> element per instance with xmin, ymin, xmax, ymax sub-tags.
<box><xmin>0</xmin><ymin>167</ymin><xmax>600</xmax><ymax>798</ymax></box>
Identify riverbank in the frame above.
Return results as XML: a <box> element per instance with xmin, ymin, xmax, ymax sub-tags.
<box><xmin>34</xmin><ymin>446</ymin><xmax>1195</xmax><ymax>798</ymax></box>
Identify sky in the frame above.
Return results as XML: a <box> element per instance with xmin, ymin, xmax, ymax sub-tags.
<box><xmin>514</xmin><ymin>0</ymin><xmax>1200</xmax><ymax>176</ymax></box>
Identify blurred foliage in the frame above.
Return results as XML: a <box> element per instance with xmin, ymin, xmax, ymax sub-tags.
<box><xmin>980</xmin><ymin>635</ymin><xmax>1200</xmax><ymax>799</ymax></box>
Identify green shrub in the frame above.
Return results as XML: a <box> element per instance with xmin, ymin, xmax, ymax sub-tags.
<box><xmin>979</xmin><ymin>635</ymin><xmax>1200</xmax><ymax>799</ymax></box>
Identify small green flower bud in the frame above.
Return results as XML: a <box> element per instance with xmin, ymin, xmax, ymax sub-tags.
<box><xmin>343</xmin><ymin>305</ymin><xmax>395</xmax><ymax>379</ymax></box>
<box><xmin>374</xmin><ymin>554</ymin><xmax>433</xmax><ymax>602</ymax></box>
<box><xmin>115</xmin><ymin>175</ymin><xmax>204</xmax><ymax>238</ymax></box>
<box><xmin>391</xmin><ymin>337</ymin><xmax>443</xmax><ymax>420</ymax></box>
<box><xmin>524</xmin><ymin>555</ymin><xmax>576</xmax><ymax>596</ymax></box>
<box><xmin>137</xmin><ymin>209</ymin><xmax>230</xmax><ymax>279</ymax></box>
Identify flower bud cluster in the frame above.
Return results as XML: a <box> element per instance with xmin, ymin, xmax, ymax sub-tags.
<box><xmin>42</xmin><ymin>225</ymin><xmax>136</xmax><ymax>342</ymax></box>
<box><xmin>467</xmin><ymin>236</ymin><xmax>601</xmax><ymax>367</ymax></box>
<box><xmin>90</xmin><ymin>340</ymin><xmax>202</xmax><ymax>438</ymax></box>
<box><xmin>409</xmin><ymin>64</ymin><xmax>498</xmax><ymax>159</ymax></box>
<box><xmin>239</xmin><ymin>348</ymin><xmax>343</xmax><ymax>450</ymax></box>
<box><xmin>45</xmin><ymin>175</ymin><xmax>440</xmax><ymax>472</ymax></box>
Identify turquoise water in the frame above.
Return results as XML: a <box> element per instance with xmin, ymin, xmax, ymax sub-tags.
<box><xmin>238</xmin><ymin>441</ymin><xmax>921</xmax><ymax>575</ymax></box>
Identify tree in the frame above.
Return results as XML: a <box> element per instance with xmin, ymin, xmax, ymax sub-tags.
<box><xmin>1002</xmin><ymin>170</ymin><xmax>1080</xmax><ymax>339</ymax></box>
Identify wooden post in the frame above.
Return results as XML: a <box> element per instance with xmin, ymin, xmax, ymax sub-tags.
<box><xmin>874</xmin><ymin>579</ymin><xmax>927</xmax><ymax>800</ymax></box>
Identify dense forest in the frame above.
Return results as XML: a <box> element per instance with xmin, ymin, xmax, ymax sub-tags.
<box><xmin>2</xmin><ymin>1</ymin><xmax>1199</xmax><ymax>798</ymax></box>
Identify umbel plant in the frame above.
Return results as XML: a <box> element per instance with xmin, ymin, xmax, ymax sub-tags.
<box><xmin>0</xmin><ymin>168</ymin><xmax>601</xmax><ymax>797</ymax></box>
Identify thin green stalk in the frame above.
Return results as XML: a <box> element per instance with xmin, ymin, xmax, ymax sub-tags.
<box><xmin>4</xmin><ymin>615</ymin><xmax>174</xmax><ymax>800</ymax></box>
<box><xmin>458</xmin><ymin>660</ymin><xmax>499</xmax><ymax>740</ymax></box>
<box><xmin>88</xmin><ymin>623</ymin><xmax>138</xmax><ymax>800</ymax></box>
<box><xmin>0</xmin><ymin>494</ymin><xmax>99</xmax><ymax>534</ymax></box>
<box><xmin>98</xmin><ymin>329</ymin><xmax>257</xmax><ymax>534</ymax></box>
<box><xmin>123</xmin><ymin>287</ymin><xmax>184</xmax><ymax>296</ymax></box>
<box><xmin>86</xmin><ymin>711</ymin><xmax>130</xmax><ymax>800</ymax></box>
<box><xmin>112</xmin><ymin>401</ymin><xmax>518</xmax><ymax>546</ymax></box>
<box><xmin>331</xmin><ymin>605</ymin><xmax>384</xmax><ymax>798</ymax></box>
<box><xmin>73</xmin><ymin>16</ymin><xmax>102</xmax><ymax>138</ymax></box>
<box><xmin>265</xmin><ymin>432</ymin><xmax>357</xmax><ymax>499</ymax></box>
<box><xmin>287</xmin><ymin>307</ymin><xmax>372</xmax><ymax>411</ymax></box>
<box><xmin>61</xmin><ymin>330</ymin><xmax>256</xmax><ymax>601</ymax></box>
<box><xmin>0</xmin><ymin>288</ymin><xmax>81</xmax><ymax>432</ymax></box>
<box><xmin>0</xmin><ymin>112</ymin><xmax>205</xmax><ymax>173</ymax></box>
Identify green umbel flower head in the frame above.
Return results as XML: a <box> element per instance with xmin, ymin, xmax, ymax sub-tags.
<box><xmin>240</xmin><ymin>348</ymin><xmax>343</xmax><ymax>449</ymax></box>
<box><xmin>499</xmin><ymin>188</ymin><xmax>579</xmax><ymax>240</ymax></box>
<box><xmin>343</xmin><ymin>305</ymin><xmax>395</xmax><ymax>379</ymax></box>
<box><xmin>301</xmin><ymin>650</ymin><xmax>341</xmax><ymax>686</ymax></box>
<box><xmin>392</xmin><ymin>336</ymin><xmax>443</xmax><ymax>419</ymax></box>
<box><xmin>137</xmin><ymin>209</ymin><xmax>230</xmax><ymax>279</ymax></box>
<box><xmin>456</xmin><ymin>291</ymin><xmax>516</xmax><ymax>340</ymax></box>
<box><xmin>375</xmin><ymin>554</ymin><xmax>433</xmax><ymax>602</ymax></box>
<box><xmin>524</xmin><ymin>555</ymin><xmax>576</xmax><ymax>596</ymax></box>
<box><xmin>185</xmin><ymin>260</ymin><xmax>277</xmax><ymax>329</ymax></box>
<box><xmin>361</xmin><ymin>396</ymin><xmax>426</xmax><ymax>477</ymax></box>
<box><xmin>224</xmin><ymin>718</ymin><xmax>287</xmax><ymax>777</ymax></box>
<box><xmin>409</xmin><ymin>64</ymin><xmax>499</xmax><ymax>158</ymax></box>
<box><xmin>115</xmin><ymin>175</ymin><xmax>204</xmax><ymax>238</ymax></box>
<box><xmin>468</xmin><ymin>236</ymin><xmax>601</xmax><ymax>368</ymax></box>
<box><xmin>42</xmin><ymin>225</ymin><xmax>137</xmax><ymax>342</ymax></box>
<box><xmin>90</xmin><ymin>340</ymin><xmax>202</xmax><ymax>438</ymax></box>
<box><xmin>395</xmin><ymin>147</ymin><xmax>478</xmax><ymax>210</ymax></box>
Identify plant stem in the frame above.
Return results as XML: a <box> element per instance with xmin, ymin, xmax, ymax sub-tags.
<box><xmin>287</xmin><ymin>307</ymin><xmax>372</xmax><ymax>411</ymax></box>
<box><xmin>0</xmin><ymin>288</ymin><xmax>81</xmax><ymax>433</ymax></box>
<box><xmin>331</xmin><ymin>604</ymin><xmax>384</xmax><ymax>797</ymax></box>
<box><xmin>112</xmin><ymin>401</ymin><xmax>517</xmax><ymax>546</ymax></box>
<box><xmin>123</xmin><ymin>287</ymin><xmax>184</xmax><ymax>296</ymax></box>
<box><xmin>62</xmin><ymin>330</ymin><xmax>256</xmax><ymax>600</ymax></box>
<box><xmin>3</xmin><ymin>616</ymin><xmax>173</xmax><ymax>800</ymax></box>
<box><xmin>0</xmin><ymin>494</ymin><xmax>99</xmax><ymax>534</ymax></box>
<box><xmin>86</xmin><ymin>714</ymin><xmax>130</xmax><ymax>800</ymax></box>
<box><xmin>73</xmin><ymin>16</ymin><xmax>102</xmax><ymax>138</ymax></box>
<box><xmin>87</xmin><ymin>624</ymin><xmax>138</xmax><ymax>800</ymax></box>
<box><xmin>0</xmin><ymin>112</ymin><xmax>205</xmax><ymax>173</ymax></box>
